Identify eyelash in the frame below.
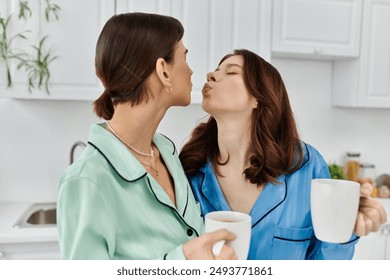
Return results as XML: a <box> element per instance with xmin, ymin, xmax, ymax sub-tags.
<box><xmin>227</xmin><ymin>72</ymin><xmax>237</xmax><ymax>75</ymax></box>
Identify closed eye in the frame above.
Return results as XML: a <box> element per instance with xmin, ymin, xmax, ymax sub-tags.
<box><xmin>227</xmin><ymin>72</ymin><xmax>237</xmax><ymax>75</ymax></box>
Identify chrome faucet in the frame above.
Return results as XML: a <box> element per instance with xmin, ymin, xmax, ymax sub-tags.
<box><xmin>70</xmin><ymin>141</ymin><xmax>87</xmax><ymax>164</ymax></box>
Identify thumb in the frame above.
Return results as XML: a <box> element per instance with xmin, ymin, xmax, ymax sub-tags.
<box><xmin>360</xmin><ymin>183</ymin><xmax>373</xmax><ymax>198</ymax></box>
<box><xmin>208</xmin><ymin>229</ymin><xmax>236</xmax><ymax>243</ymax></box>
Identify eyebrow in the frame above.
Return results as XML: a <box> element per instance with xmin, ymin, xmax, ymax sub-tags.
<box><xmin>215</xmin><ymin>63</ymin><xmax>243</xmax><ymax>71</ymax></box>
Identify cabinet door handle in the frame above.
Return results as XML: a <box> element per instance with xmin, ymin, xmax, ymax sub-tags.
<box><xmin>314</xmin><ymin>47</ymin><xmax>322</xmax><ymax>54</ymax></box>
<box><xmin>381</xmin><ymin>224</ymin><xmax>390</xmax><ymax>235</ymax></box>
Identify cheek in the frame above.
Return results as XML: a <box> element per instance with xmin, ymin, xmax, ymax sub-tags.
<box><xmin>184</xmin><ymin>64</ymin><xmax>192</xmax><ymax>78</ymax></box>
<box><xmin>221</xmin><ymin>83</ymin><xmax>244</xmax><ymax>99</ymax></box>
<box><xmin>178</xmin><ymin>62</ymin><xmax>189</xmax><ymax>73</ymax></box>
<box><xmin>174</xmin><ymin>66</ymin><xmax>191</xmax><ymax>87</ymax></box>
<box><xmin>221</xmin><ymin>89</ymin><xmax>253</xmax><ymax>109</ymax></box>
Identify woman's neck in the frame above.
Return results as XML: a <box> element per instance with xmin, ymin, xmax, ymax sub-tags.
<box><xmin>108</xmin><ymin>101</ymin><xmax>167</xmax><ymax>152</ymax></box>
<box><xmin>215</xmin><ymin>116</ymin><xmax>253</xmax><ymax>170</ymax></box>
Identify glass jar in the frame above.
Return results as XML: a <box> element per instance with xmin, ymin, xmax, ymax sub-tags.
<box><xmin>345</xmin><ymin>152</ymin><xmax>360</xmax><ymax>181</ymax></box>
<box><xmin>378</xmin><ymin>185</ymin><xmax>390</xmax><ymax>198</ymax></box>
<box><xmin>359</xmin><ymin>163</ymin><xmax>376</xmax><ymax>183</ymax></box>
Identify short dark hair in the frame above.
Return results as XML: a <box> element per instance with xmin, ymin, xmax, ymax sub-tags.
<box><xmin>94</xmin><ymin>12</ymin><xmax>184</xmax><ymax>119</ymax></box>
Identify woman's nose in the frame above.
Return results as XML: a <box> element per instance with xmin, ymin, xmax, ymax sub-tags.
<box><xmin>207</xmin><ymin>72</ymin><xmax>216</xmax><ymax>82</ymax></box>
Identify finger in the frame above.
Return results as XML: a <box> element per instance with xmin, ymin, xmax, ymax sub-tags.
<box><xmin>359</xmin><ymin>206</ymin><xmax>381</xmax><ymax>232</ymax></box>
<box><xmin>359</xmin><ymin>197</ymin><xmax>388</xmax><ymax>224</ymax></box>
<box><xmin>207</xmin><ymin>229</ymin><xmax>237</xmax><ymax>243</ymax></box>
<box><xmin>362</xmin><ymin>208</ymin><xmax>379</xmax><ymax>232</ymax></box>
<box><xmin>354</xmin><ymin>212</ymin><xmax>366</xmax><ymax>236</ymax></box>
<box><xmin>215</xmin><ymin>244</ymin><xmax>237</xmax><ymax>260</ymax></box>
<box><xmin>356</xmin><ymin>208</ymin><xmax>381</xmax><ymax>236</ymax></box>
<box><xmin>360</xmin><ymin>183</ymin><xmax>373</xmax><ymax>198</ymax></box>
<box><xmin>357</xmin><ymin>198</ymin><xmax>390</xmax><ymax>234</ymax></box>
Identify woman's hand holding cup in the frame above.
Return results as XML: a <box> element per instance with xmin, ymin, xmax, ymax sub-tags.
<box><xmin>182</xmin><ymin>229</ymin><xmax>237</xmax><ymax>260</ymax></box>
<box><xmin>354</xmin><ymin>183</ymin><xmax>387</xmax><ymax>236</ymax></box>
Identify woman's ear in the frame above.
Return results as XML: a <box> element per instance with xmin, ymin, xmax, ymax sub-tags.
<box><xmin>155</xmin><ymin>58</ymin><xmax>172</xmax><ymax>88</ymax></box>
<box><xmin>251</xmin><ymin>97</ymin><xmax>258</xmax><ymax>109</ymax></box>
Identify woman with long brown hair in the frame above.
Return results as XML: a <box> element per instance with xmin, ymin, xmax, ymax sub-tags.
<box><xmin>57</xmin><ymin>13</ymin><xmax>236</xmax><ymax>260</ymax></box>
<box><xmin>180</xmin><ymin>49</ymin><xmax>387</xmax><ymax>259</ymax></box>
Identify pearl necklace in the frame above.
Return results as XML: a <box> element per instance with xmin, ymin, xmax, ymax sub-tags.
<box><xmin>106</xmin><ymin>122</ymin><xmax>154</xmax><ymax>157</ymax></box>
<box><xmin>106</xmin><ymin>122</ymin><xmax>159</xmax><ymax>176</ymax></box>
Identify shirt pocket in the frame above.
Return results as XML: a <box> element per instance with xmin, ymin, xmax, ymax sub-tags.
<box><xmin>272</xmin><ymin>224</ymin><xmax>314</xmax><ymax>260</ymax></box>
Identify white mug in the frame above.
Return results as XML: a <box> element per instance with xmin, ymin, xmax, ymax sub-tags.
<box><xmin>311</xmin><ymin>179</ymin><xmax>360</xmax><ymax>243</ymax></box>
<box><xmin>205</xmin><ymin>211</ymin><xmax>252</xmax><ymax>260</ymax></box>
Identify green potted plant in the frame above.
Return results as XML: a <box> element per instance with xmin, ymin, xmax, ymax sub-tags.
<box><xmin>328</xmin><ymin>163</ymin><xmax>346</xmax><ymax>180</ymax></box>
<box><xmin>0</xmin><ymin>0</ymin><xmax>60</xmax><ymax>94</ymax></box>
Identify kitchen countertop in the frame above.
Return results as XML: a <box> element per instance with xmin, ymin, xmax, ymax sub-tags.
<box><xmin>0</xmin><ymin>202</ymin><xmax>58</xmax><ymax>244</ymax></box>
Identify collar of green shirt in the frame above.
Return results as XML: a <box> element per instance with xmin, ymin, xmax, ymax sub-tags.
<box><xmin>87</xmin><ymin>123</ymin><xmax>176</xmax><ymax>182</ymax></box>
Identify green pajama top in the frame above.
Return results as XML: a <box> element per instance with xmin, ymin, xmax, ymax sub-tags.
<box><xmin>57</xmin><ymin>123</ymin><xmax>204</xmax><ymax>259</ymax></box>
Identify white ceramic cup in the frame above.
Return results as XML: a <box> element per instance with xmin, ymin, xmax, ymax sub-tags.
<box><xmin>205</xmin><ymin>211</ymin><xmax>252</xmax><ymax>260</ymax></box>
<box><xmin>311</xmin><ymin>178</ymin><xmax>360</xmax><ymax>243</ymax></box>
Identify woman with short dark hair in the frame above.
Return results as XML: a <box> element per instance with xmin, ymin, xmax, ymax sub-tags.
<box><xmin>57</xmin><ymin>13</ymin><xmax>236</xmax><ymax>260</ymax></box>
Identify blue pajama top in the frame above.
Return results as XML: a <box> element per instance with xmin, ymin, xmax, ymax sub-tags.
<box><xmin>188</xmin><ymin>142</ymin><xmax>359</xmax><ymax>259</ymax></box>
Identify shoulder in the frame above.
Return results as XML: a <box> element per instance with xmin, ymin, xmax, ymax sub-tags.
<box><xmin>297</xmin><ymin>141</ymin><xmax>330</xmax><ymax>178</ymax></box>
<box><xmin>59</xmin><ymin>145</ymin><xmax>109</xmax><ymax>188</ymax></box>
<box><xmin>154</xmin><ymin>133</ymin><xmax>177</xmax><ymax>155</ymax></box>
<box><xmin>302</xmin><ymin>142</ymin><xmax>327</xmax><ymax>166</ymax></box>
<box><xmin>61</xmin><ymin>146</ymin><xmax>97</xmax><ymax>177</ymax></box>
<box><xmin>187</xmin><ymin>161</ymin><xmax>212</xmax><ymax>189</ymax></box>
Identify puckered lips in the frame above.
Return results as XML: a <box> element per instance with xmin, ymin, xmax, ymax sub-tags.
<box><xmin>202</xmin><ymin>82</ymin><xmax>212</xmax><ymax>94</ymax></box>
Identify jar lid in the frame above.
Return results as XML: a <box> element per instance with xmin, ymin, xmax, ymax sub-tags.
<box><xmin>360</xmin><ymin>163</ymin><xmax>375</xmax><ymax>168</ymax></box>
<box><xmin>347</xmin><ymin>152</ymin><xmax>361</xmax><ymax>157</ymax></box>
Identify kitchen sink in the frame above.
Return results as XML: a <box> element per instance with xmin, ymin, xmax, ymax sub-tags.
<box><xmin>13</xmin><ymin>202</ymin><xmax>57</xmax><ymax>228</ymax></box>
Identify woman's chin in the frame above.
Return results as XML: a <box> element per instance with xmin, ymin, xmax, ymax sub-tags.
<box><xmin>177</xmin><ymin>96</ymin><xmax>191</xmax><ymax>107</ymax></box>
<box><xmin>201</xmin><ymin>101</ymin><xmax>212</xmax><ymax>114</ymax></box>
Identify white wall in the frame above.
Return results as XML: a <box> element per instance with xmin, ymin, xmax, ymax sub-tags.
<box><xmin>272</xmin><ymin>58</ymin><xmax>390</xmax><ymax>177</ymax></box>
<box><xmin>1</xmin><ymin>58</ymin><xmax>389</xmax><ymax>202</ymax></box>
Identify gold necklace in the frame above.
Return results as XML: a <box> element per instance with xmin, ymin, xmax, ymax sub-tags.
<box><xmin>106</xmin><ymin>122</ymin><xmax>154</xmax><ymax>157</ymax></box>
<box><xmin>139</xmin><ymin>160</ymin><xmax>159</xmax><ymax>177</ymax></box>
<box><xmin>106</xmin><ymin>122</ymin><xmax>159</xmax><ymax>176</ymax></box>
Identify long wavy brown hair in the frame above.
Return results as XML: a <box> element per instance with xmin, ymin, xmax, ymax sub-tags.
<box><xmin>179</xmin><ymin>49</ymin><xmax>303</xmax><ymax>186</ymax></box>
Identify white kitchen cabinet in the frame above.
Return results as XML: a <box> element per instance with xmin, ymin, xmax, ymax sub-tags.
<box><xmin>0</xmin><ymin>0</ymin><xmax>114</xmax><ymax>100</ymax></box>
<box><xmin>0</xmin><ymin>1</ymin><xmax>5</xmax><ymax>26</ymax></box>
<box><xmin>332</xmin><ymin>0</ymin><xmax>390</xmax><ymax>108</ymax></box>
<box><xmin>2</xmin><ymin>0</ymin><xmax>272</xmax><ymax>103</ymax></box>
<box><xmin>116</xmin><ymin>0</ymin><xmax>272</xmax><ymax>104</ymax></box>
<box><xmin>116</xmin><ymin>0</ymin><xmax>179</xmax><ymax>16</ymax></box>
<box><xmin>272</xmin><ymin>0</ymin><xmax>362</xmax><ymax>59</ymax></box>
<box><xmin>0</xmin><ymin>241</ymin><xmax>60</xmax><ymax>260</ymax></box>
